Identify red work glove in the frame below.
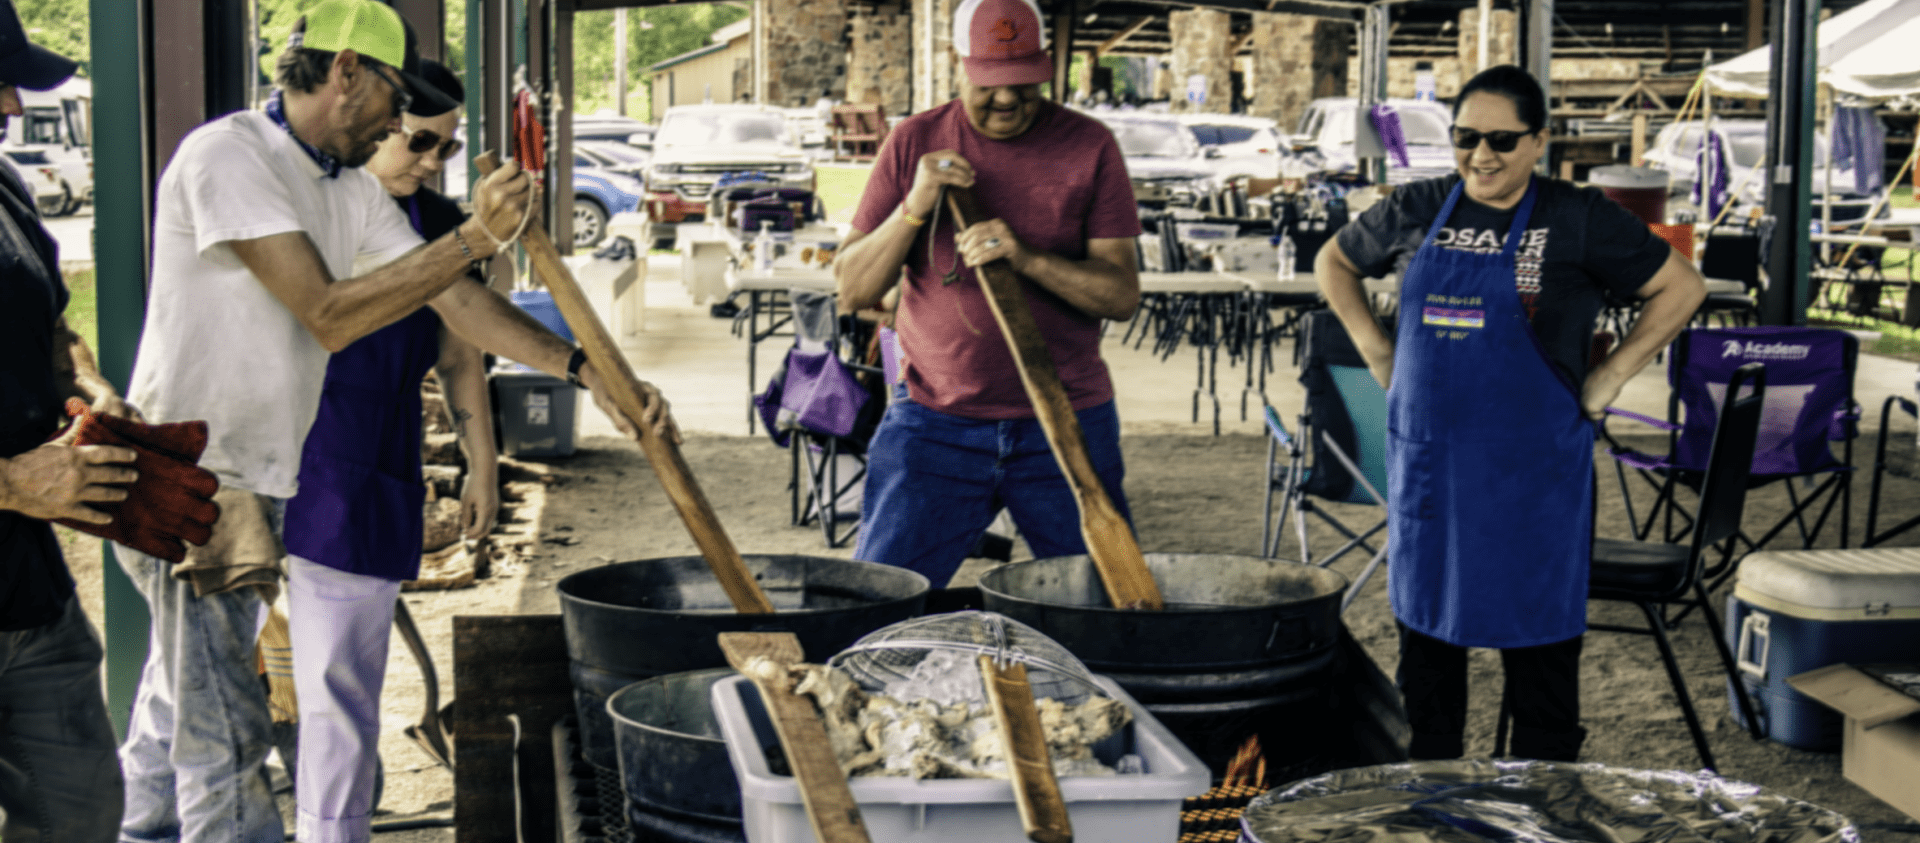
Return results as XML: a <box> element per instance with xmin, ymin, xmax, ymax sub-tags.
<box><xmin>51</xmin><ymin>398</ymin><xmax>221</xmax><ymax>563</ymax></box>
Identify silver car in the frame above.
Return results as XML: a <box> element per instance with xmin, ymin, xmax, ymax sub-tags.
<box><xmin>1094</xmin><ymin>112</ymin><xmax>1214</xmax><ymax>209</ymax></box>
<box><xmin>644</xmin><ymin>105</ymin><xmax>814</xmax><ymax>247</ymax></box>
<box><xmin>1287</xmin><ymin>97</ymin><xmax>1456</xmax><ymax>186</ymax></box>
<box><xmin>1641</xmin><ymin>119</ymin><xmax>1885</xmax><ymax>222</ymax></box>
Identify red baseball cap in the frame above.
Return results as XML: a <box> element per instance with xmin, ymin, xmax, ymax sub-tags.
<box><xmin>953</xmin><ymin>0</ymin><xmax>1053</xmax><ymax>88</ymax></box>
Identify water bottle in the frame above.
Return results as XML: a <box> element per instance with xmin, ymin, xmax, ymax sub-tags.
<box><xmin>754</xmin><ymin>220</ymin><xmax>774</xmax><ymax>274</ymax></box>
<box><xmin>1274</xmin><ymin>232</ymin><xmax>1296</xmax><ymax>281</ymax></box>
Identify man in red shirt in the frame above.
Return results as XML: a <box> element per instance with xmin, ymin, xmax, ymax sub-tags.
<box><xmin>835</xmin><ymin>0</ymin><xmax>1141</xmax><ymax>587</ymax></box>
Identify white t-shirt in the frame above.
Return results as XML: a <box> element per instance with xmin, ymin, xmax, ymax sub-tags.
<box><xmin>129</xmin><ymin>110</ymin><xmax>423</xmax><ymax>498</ymax></box>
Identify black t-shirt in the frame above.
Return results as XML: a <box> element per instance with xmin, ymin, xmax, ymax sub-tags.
<box><xmin>1336</xmin><ymin>175</ymin><xmax>1671</xmax><ymax>385</ymax></box>
<box><xmin>0</xmin><ymin>159</ymin><xmax>74</xmax><ymax>631</ymax></box>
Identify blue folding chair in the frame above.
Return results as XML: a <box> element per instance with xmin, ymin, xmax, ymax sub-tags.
<box><xmin>1263</xmin><ymin>310</ymin><xmax>1390</xmax><ymax>609</ymax></box>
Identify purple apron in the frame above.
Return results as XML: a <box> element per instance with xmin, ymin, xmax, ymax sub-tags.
<box><xmin>283</xmin><ymin>195</ymin><xmax>445</xmax><ymax>580</ymax></box>
<box><xmin>1386</xmin><ymin>178</ymin><xmax>1594</xmax><ymax>649</ymax></box>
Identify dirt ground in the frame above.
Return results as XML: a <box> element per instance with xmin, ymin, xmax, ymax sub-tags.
<box><xmin>60</xmin><ymin>422</ymin><xmax>1920</xmax><ymax>840</ymax></box>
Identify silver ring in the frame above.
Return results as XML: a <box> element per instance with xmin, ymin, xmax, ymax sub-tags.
<box><xmin>986</xmin><ymin>237</ymin><xmax>1002</xmax><ymax>249</ymax></box>
<box><xmin>938</xmin><ymin>159</ymin><xmax>952</xmax><ymax>170</ymax></box>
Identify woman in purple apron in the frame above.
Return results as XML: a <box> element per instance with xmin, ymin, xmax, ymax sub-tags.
<box><xmin>278</xmin><ymin>62</ymin><xmax>497</xmax><ymax>841</ymax></box>
<box><xmin>1314</xmin><ymin>66</ymin><xmax>1707</xmax><ymax>760</ymax></box>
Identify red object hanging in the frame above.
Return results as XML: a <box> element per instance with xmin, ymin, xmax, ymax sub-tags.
<box><xmin>513</xmin><ymin>87</ymin><xmax>546</xmax><ymax>174</ymax></box>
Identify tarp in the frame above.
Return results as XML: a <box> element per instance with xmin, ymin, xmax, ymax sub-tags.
<box><xmin>1704</xmin><ymin>0</ymin><xmax>1920</xmax><ymax>101</ymax></box>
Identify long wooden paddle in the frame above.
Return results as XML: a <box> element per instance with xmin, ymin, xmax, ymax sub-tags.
<box><xmin>979</xmin><ymin>655</ymin><xmax>1073</xmax><ymax>843</ymax></box>
<box><xmin>942</xmin><ymin>187</ymin><xmax>1164</xmax><ymax>610</ymax></box>
<box><xmin>719</xmin><ymin>632</ymin><xmax>871</xmax><ymax>843</ymax></box>
<box><xmin>475</xmin><ymin>153</ymin><xmax>775</xmax><ymax>614</ymax></box>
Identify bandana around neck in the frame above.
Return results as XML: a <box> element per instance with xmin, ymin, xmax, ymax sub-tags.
<box><xmin>265</xmin><ymin>89</ymin><xmax>342</xmax><ymax>179</ymax></box>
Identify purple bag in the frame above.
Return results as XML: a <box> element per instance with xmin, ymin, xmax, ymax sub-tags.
<box><xmin>753</xmin><ymin>289</ymin><xmax>875</xmax><ymax>446</ymax></box>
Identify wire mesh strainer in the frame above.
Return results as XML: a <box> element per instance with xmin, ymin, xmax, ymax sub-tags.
<box><xmin>829</xmin><ymin>611</ymin><xmax>1108</xmax><ymax>706</ymax></box>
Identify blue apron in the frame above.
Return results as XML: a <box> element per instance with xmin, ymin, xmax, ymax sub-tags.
<box><xmin>1386</xmin><ymin>178</ymin><xmax>1593</xmax><ymax>649</ymax></box>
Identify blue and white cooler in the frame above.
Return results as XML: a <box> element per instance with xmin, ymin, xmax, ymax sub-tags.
<box><xmin>1727</xmin><ymin>547</ymin><xmax>1920</xmax><ymax>750</ymax></box>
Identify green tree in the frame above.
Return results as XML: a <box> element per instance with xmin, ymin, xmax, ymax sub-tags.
<box><xmin>572</xmin><ymin>3</ymin><xmax>748</xmax><ymax>120</ymax></box>
<box><xmin>18</xmin><ymin>0</ymin><xmax>90</xmax><ymax>78</ymax></box>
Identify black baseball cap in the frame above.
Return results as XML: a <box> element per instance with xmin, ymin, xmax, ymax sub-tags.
<box><xmin>0</xmin><ymin>0</ymin><xmax>77</xmax><ymax>91</ymax></box>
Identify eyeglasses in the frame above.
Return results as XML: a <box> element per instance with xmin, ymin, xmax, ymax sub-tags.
<box><xmin>367</xmin><ymin>64</ymin><xmax>411</xmax><ymax>119</ymax></box>
<box><xmin>1450</xmin><ymin>126</ymin><xmax>1536</xmax><ymax>153</ymax></box>
<box><xmin>400</xmin><ymin>123</ymin><xmax>463</xmax><ymax>161</ymax></box>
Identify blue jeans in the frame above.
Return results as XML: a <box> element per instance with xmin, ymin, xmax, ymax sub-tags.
<box><xmin>854</xmin><ymin>383</ymin><xmax>1132</xmax><ymax>587</ymax></box>
<box><xmin>115</xmin><ymin>519</ymin><xmax>281</xmax><ymax>843</ymax></box>
<box><xmin>0</xmin><ymin>593</ymin><xmax>124</xmax><ymax>843</ymax></box>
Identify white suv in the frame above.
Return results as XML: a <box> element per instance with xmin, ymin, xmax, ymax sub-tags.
<box><xmin>643</xmin><ymin>105</ymin><xmax>815</xmax><ymax>248</ymax></box>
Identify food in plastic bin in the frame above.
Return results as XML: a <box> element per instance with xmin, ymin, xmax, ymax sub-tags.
<box><xmin>1239</xmin><ymin>760</ymin><xmax>1856</xmax><ymax>843</ymax></box>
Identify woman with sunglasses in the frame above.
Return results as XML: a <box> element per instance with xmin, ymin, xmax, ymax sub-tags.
<box><xmin>268</xmin><ymin>58</ymin><xmax>483</xmax><ymax>841</ymax></box>
<box><xmin>1315</xmin><ymin>65</ymin><xmax>1707</xmax><ymax>762</ymax></box>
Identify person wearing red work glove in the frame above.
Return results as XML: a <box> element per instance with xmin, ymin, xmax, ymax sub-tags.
<box><xmin>0</xmin><ymin>3</ymin><xmax>137</xmax><ymax>837</ymax></box>
<box><xmin>52</xmin><ymin>399</ymin><xmax>222</xmax><ymax>564</ymax></box>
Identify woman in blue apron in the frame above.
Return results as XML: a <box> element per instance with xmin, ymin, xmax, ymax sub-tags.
<box><xmin>1313</xmin><ymin>66</ymin><xmax>1707</xmax><ymax>760</ymax></box>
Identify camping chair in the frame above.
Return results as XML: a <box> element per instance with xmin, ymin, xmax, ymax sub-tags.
<box><xmin>1576</xmin><ymin>362</ymin><xmax>1771</xmax><ymax>772</ymax></box>
<box><xmin>1864</xmin><ymin>393</ymin><xmax>1920</xmax><ymax>547</ymax></box>
<box><xmin>1692</xmin><ymin>221</ymin><xmax>1769</xmax><ymax>328</ymax></box>
<box><xmin>1604</xmin><ymin>326</ymin><xmax>1860</xmax><ymax>565</ymax></box>
<box><xmin>1262</xmin><ymin>309</ymin><xmax>1390</xmax><ymax>608</ymax></box>
<box><xmin>754</xmin><ymin>290</ymin><xmax>882</xmax><ymax>547</ymax></box>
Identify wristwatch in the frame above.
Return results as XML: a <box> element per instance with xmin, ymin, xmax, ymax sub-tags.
<box><xmin>566</xmin><ymin>347</ymin><xmax>588</xmax><ymax>388</ymax></box>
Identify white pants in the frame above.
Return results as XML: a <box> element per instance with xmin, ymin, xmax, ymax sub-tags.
<box><xmin>285</xmin><ymin>554</ymin><xmax>401</xmax><ymax>843</ymax></box>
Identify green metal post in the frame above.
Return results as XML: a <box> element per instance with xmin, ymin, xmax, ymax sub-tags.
<box><xmin>89</xmin><ymin>0</ymin><xmax>149</xmax><ymax>740</ymax></box>
<box><xmin>466</xmin><ymin>0</ymin><xmax>484</xmax><ymax>193</ymax></box>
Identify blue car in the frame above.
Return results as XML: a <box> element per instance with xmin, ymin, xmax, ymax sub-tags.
<box><xmin>572</xmin><ymin>150</ymin><xmax>646</xmax><ymax>249</ymax></box>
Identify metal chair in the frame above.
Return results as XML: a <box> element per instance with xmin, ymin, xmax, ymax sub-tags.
<box><xmin>1583</xmin><ymin>362</ymin><xmax>1771</xmax><ymax>772</ymax></box>
<box><xmin>1864</xmin><ymin>393</ymin><xmax>1920</xmax><ymax>548</ymax></box>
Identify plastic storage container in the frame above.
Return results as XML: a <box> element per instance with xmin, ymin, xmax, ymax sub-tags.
<box><xmin>711</xmin><ymin>673</ymin><xmax>1208</xmax><ymax>843</ymax></box>
<box><xmin>489</xmin><ymin>369</ymin><xmax>580</xmax><ymax>458</ymax></box>
<box><xmin>1726</xmin><ymin>547</ymin><xmax>1920</xmax><ymax>750</ymax></box>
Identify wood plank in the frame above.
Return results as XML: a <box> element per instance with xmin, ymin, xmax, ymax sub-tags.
<box><xmin>719</xmin><ymin>633</ymin><xmax>871</xmax><ymax>843</ymax></box>
<box><xmin>941</xmin><ymin>187</ymin><xmax>1163</xmax><ymax>611</ymax></box>
<box><xmin>453</xmin><ymin>614</ymin><xmax>572</xmax><ymax>843</ymax></box>
<box><xmin>474</xmin><ymin>153</ymin><xmax>776</xmax><ymax>615</ymax></box>
<box><xmin>980</xmin><ymin>656</ymin><xmax>1072</xmax><ymax>843</ymax></box>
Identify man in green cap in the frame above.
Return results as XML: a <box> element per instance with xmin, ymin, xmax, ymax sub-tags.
<box><xmin>112</xmin><ymin>3</ymin><xmax>670</xmax><ymax>841</ymax></box>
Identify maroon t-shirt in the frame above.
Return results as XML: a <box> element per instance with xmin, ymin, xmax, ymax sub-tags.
<box><xmin>851</xmin><ymin>100</ymin><xmax>1141</xmax><ymax>420</ymax></box>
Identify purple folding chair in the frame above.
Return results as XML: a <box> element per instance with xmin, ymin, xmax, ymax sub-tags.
<box><xmin>1604</xmin><ymin>327</ymin><xmax>1860</xmax><ymax>568</ymax></box>
<box><xmin>753</xmin><ymin>290</ymin><xmax>882</xmax><ymax>547</ymax></box>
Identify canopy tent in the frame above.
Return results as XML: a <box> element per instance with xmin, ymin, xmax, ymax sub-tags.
<box><xmin>1704</xmin><ymin>0</ymin><xmax>1920</xmax><ymax>101</ymax></box>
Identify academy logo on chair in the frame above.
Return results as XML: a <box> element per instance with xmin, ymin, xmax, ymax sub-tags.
<box><xmin>1721</xmin><ymin>339</ymin><xmax>1810</xmax><ymax>361</ymax></box>
<box><xmin>1422</xmin><ymin>307</ymin><xmax>1485</xmax><ymax>329</ymax></box>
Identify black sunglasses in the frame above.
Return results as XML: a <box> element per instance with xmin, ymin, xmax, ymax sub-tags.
<box><xmin>400</xmin><ymin>123</ymin><xmax>463</xmax><ymax>161</ymax></box>
<box><xmin>1450</xmin><ymin>126</ymin><xmax>1536</xmax><ymax>153</ymax></box>
<box><xmin>368</xmin><ymin>64</ymin><xmax>411</xmax><ymax>119</ymax></box>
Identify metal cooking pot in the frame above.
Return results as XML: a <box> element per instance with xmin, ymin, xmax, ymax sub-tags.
<box><xmin>977</xmin><ymin>554</ymin><xmax>1348</xmax><ymax>671</ymax></box>
<box><xmin>607</xmin><ymin>668</ymin><xmax>742</xmax><ymax>824</ymax></box>
<box><xmin>558</xmin><ymin>555</ymin><xmax>929</xmax><ymax>768</ymax></box>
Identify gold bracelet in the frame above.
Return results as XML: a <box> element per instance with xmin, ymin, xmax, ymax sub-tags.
<box><xmin>900</xmin><ymin>206</ymin><xmax>926</xmax><ymax>227</ymax></box>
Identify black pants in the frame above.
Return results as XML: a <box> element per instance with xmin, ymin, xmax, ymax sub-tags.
<box><xmin>1396</xmin><ymin>622</ymin><xmax>1587</xmax><ymax>761</ymax></box>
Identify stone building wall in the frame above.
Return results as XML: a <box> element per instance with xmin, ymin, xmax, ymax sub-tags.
<box><xmin>1250</xmin><ymin>12</ymin><xmax>1350</xmax><ymax>129</ymax></box>
<box><xmin>1456</xmin><ymin>7</ymin><xmax>1518</xmax><ymax>71</ymax></box>
<box><xmin>763</xmin><ymin>0</ymin><xmax>850</xmax><ymax>107</ymax></box>
<box><xmin>1169</xmin><ymin>9</ymin><xmax>1232</xmax><ymax>114</ymax></box>
<box><xmin>849</xmin><ymin>11</ymin><xmax>912</xmax><ymax>114</ymax></box>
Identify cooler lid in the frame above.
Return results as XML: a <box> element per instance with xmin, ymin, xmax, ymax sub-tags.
<box><xmin>1735</xmin><ymin>549</ymin><xmax>1920</xmax><ymax>617</ymax></box>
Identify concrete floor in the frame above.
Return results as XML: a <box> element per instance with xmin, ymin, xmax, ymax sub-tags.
<box><xmin>570</xmin><ymin>253</ymin><xmax>1919</xmax><ymax>443</ymax></box>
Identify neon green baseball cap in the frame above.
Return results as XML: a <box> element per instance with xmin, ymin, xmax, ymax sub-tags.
<box><xmin>290</xmin><ymin>0</ymin><xmax>458</xmax><ymax>115</ymax></box>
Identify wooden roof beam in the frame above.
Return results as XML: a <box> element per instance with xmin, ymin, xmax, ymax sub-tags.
<box><xmin>1097</xmin><ymin>16</ymin><xmax>1154</xmax><ymax>56</ymax></box>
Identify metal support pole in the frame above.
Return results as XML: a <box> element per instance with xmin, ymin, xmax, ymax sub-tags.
<box><xmin>1357</xmin><ymin>4</ymin><xmax>1389</xmax><ymax>186</ymax></box>
<box><xmin>89</xmin><ymin>0</ymin><xmax>150</xmax><ymax>742</ymax></box>
<box><xmin>1762</xmin><ymin>0</ymin><xmax>1817</xmax><ymax>326</ymax></box>
<box><xmin>614</xmin><ymin>8</ymin><xmax>628</xmax><ymax>115</ymax></box>
<box><xmin>1523</xmin><ymin>0</ymin><xmax>1553</xmax><ymax>176</ymax></box>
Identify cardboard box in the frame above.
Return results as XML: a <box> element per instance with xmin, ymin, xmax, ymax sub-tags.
<box><xmin>1789</xmin><ymin>663</ymin><xmax>1920</xmax><ymax>821</ymax></box>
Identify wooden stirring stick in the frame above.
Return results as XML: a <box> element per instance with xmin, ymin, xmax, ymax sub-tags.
<box><xmin>719</xmin><ymin>632</ymin><xmax>871</xmax><ymax>843</ymax></box>
<box><xmin>474</xmin><ymin>153</ymin><xmax>775</xmax><ymax>614</ymax></box>
<box><xmin>980</xmin><ymin>655</ymin><xmax>1073</xmax><ymax>843</ymax></box>
<box><xmin>942</xmin><ymin>186</ymin><xmax>1164</xmax><ymax>610</ymax></box>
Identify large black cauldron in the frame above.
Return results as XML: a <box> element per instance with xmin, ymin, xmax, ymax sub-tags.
<box><xmin>558</xmin><ymin>555</ymin><xmax>927</xmax><ymax>769</ymax></box>
<box><xmin>979</xmin><ymin>553</ymin><xmax>1347</xmax><ymax>776</ymax></box>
